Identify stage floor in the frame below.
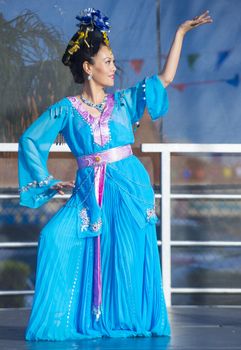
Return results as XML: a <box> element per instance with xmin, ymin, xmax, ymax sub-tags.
<box><xmin>0</xmin><ymin>307</ymin><xmax>241</xmax><ymax>350</ymax></box>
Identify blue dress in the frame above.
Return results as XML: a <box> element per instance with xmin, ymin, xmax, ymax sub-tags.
<box><xmin>18</xmin><ymin>74</ymin><xmax>171</xmax><ymax>340</ymax></box>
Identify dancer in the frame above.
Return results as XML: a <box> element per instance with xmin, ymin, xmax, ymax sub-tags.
<box><xmin>18</xmin><ymin>8</ymin><xmax>212</xmax><ymax>341</ymax></box>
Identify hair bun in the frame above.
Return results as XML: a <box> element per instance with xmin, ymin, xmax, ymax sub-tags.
<box><xmin>62</xmin><ymin>8</ymin><xmax>111</xmax><ymax>67</ymax></box>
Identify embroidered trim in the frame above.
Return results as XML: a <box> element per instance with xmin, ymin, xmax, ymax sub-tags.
<box><xmin>141</xmin><ymin>81</ymin><xmax>146</xmax><ymax>100</ymax></box>
<box><xmin>66</xmin><ymin>257</ymin><xmax>81</xmax><ymax>328</ymax></box>
<box><xmin>93</xmin><ymin>305</ymin><xmax>102</xmax><ymax>321</ymax></box>
<box><xmin>67</xmin><ymin>95</ymin><xmax>114</xmax><ymax>147</ymax></box>
<box><xmin>19</xmin><ymin>175</ymin><xmax>54</xmax><ymax>193</ymax></box>
<box><xmin>146</xmin><ymin>207</ymin><xmax>157</xmax><ymax>222</ymax></box>
<box><xmin>79</xmin><ymin>208</ymin><xmax>90</xmax><ymax>231</ymax></box>
<box><xmin>79</xmin><ymin>208</ymin><xmax>102</xmax><ymax>233</ymax></box>
<box><xmin>91</xmin><ymin>218</ymin><xmax>102</xmax><ymax>232</ymax></box>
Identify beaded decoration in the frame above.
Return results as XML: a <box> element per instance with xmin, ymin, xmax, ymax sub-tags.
<box><xmin>67</xmin><ymin>94</ymin><xmax>114</xmax><ymax>147</ymax></box>
<box><xmin>79</xmin><ymin>208</ymin><xmax>102</xmax><ymax>233</ymax></box>
<box><xmin>19</xmin><ymin>175</ymin><xmax>54</xmax><ymax>193</ymax></box>
<box><xmin>146</xmin><ymin>207</ymin><xmax>158</xmax><ymax>223</ymax></box>
<box><xmin>79</xmin><ymin>208</ymin><xmax>90</xmax><ymax>232</ymax></box>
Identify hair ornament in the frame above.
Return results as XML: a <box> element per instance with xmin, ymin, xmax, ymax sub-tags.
<box><xmin>76</xmin><ymin>8</ymin><xmax>110</xmax><ymax>33</ymax></box>
<box><xmin>67</xmin><ymin>29</ymin><xmax>90</xmax><ymax>56</ymax></box>
<box><xmin>102</xmin><ymin>32</ymin><xmax>110</xmax><ymax>46</ymax></box>
<box><xmin>62</xmin><ymin>8</ymin><xmax>111</xmax><ymax>66</ymax></box>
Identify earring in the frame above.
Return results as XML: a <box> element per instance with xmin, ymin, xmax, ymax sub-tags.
<box><xmin>87</xmin><ymin>74</ymin><xmax>92</xmax><ymax>81</ymax></box>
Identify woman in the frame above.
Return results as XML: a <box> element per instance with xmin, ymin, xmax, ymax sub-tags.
<box><xmin>18</xmin><ymin>8</ymin><xmax>212</xmax><ymax>341</ymax></box>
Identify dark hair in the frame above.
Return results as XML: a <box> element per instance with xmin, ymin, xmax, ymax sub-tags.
<box><xmin>62</xmin><ymin>28</ymin><xmax>107</xmax><ymax>84</ymax></box>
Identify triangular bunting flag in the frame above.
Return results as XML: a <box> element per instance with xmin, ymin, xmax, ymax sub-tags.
<box><xmin>172</xmin><ymin>83</ymin><xmax>187</xmax><ymax>92</ymax></box>
<box><xmin>226</xmin><ymin>74</ymin><xmax>239</xmax><ymax>87</ymax></box>
<box><xmin>187</xmin><ymin>53</ymin><xmax>200</xmax><ymax>69</ymax></box>
<box><xmin>216</xmin><ymin>50</ymin><xmax>231</xmax><ymax>70</ymax></box>
<box><xmin>130</xmin><ymin>59</ymin><xmax>144</xmax><ymax>74</ymax></box>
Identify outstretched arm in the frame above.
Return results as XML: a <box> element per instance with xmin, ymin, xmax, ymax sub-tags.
<box><xmin>159</xmin><ymin>10</ymin><xmax>213</xmax><ymax>88</ymax></box>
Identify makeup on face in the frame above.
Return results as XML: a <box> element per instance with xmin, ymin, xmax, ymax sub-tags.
<box><xmin>91</xmin><ymin>46</ymin><xmax>117</xmax><ymax>87</ymax></box>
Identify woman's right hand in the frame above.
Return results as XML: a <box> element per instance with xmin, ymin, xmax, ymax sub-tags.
<box><xmin>50</xmin><ymin>181</ymin><xmax>75</xmax><ymax>195</ymax></box>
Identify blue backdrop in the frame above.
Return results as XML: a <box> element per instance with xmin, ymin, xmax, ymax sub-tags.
<box><xmin>1</xmin><ymin>0</ymin><xmax>240</xmax><ymax>143</ymax></box>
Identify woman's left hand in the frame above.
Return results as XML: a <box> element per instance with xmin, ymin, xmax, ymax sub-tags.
<box><xmin>178</xmin><ymin>10</ymin><xmax>213</xmax><ymax>35</ymax></box>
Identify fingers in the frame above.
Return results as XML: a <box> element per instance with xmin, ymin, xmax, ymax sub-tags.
<box><xmin>62</xmin><ymin>181</ymin><xmax>75</xmax><ymax>188</ymax></box>
<box><xmin>53</xmin><ymin>183</ymin><xmax>65</xmax><ymax>195</ymax></box>
<box><xmin>56</xmin><ymin>181</ymin><xmax>75</xmax><ymax>188</ymax></box>
<box><xmin>49</xmin><ymin>184</ymin><xmax>64</xmax><ymax>195</ymax></box>
<box><xmin>192</xmin><ymin>10</ymin><xmax>213</xmax><ymax>24</ymax></box>
<box><xmin>50</xmin><ymin>180</ymin><xmax>75</xmax><ymax>195</ymax></box>
<box><xmin>198</xmin><ymin>10</ymin><xmax>210</xmax><ymax>20</ymax></box>
<box><xmin>57</xmin><ymin>189</ymin><xmax>65</xmax><ymax>195</ymax></box>
<box><xmin>179</xmin><ymin>10</ymin><xmax>212</xmax><ymax>34</ymax></box>
<box><xmin>190</xmin><ymin>19</ymin><xmax>212</xmax><ymax>28</ymax></box>
<box><xmin>190</xmin><ymin>15</ymin><xmax>212</xmax><ymax>28</ymax></box>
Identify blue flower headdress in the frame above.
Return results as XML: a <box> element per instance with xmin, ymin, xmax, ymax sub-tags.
<box><xmin>63</xmin><ymin>8</ymin><xmax>111</xmax><ymax>65</ymax></box>
<box><xmin>76</xmin><ymin>8</ymin><xmax>110</xmax><ymax>33</ymax></box>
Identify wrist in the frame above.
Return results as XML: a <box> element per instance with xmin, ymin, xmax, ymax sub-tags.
<box><xmin>176</xmin><ymin>26</ymin><xmax>186</xmax><ymax>37</ymax></box>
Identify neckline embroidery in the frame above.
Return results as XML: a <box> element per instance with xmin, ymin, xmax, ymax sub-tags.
<box><xmin>67</xmin><ymin>94</ymin><xmax>115</xmax><ymax>147</ymax></box>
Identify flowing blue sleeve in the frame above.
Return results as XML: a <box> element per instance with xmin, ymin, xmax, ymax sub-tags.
<box><xmin>119</xmin><ymin>74</ymin><xmax>169</xmax><ymax>124</ymax></box>
<box><xmin>18</xmin><ymin>102</ymin><xmax>68</xmax><ymax>208</ymax></box>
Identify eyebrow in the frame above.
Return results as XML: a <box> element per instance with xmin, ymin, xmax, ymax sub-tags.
<box><xmin>104</xmin><ymin>57</ymin><xmax>115</xmax><ymax>60</ymax></box>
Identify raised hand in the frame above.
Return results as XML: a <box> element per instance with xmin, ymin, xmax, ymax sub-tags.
<box><xmin>179</xmin><ymin>10</ymin><xmax>213</xmax><ymax>35</ymax></box>
<box><xmin>50</xmin><ymin>180</ymin><xmax>75</xmax><ymax>195</ymax></box>
<box><xmin>158</xmin><ymin>10</ymin><xmax>213</xmax><ymax>87</ymax></box>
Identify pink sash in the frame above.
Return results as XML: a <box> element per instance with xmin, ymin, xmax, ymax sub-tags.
<box><xmin>77</xmin><ymin>144</ymin><xmax>133</xmax><ymax>320</ymax></box>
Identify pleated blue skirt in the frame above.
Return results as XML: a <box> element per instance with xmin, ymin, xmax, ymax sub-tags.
<box><xmin>26</xmin><ymin>166</ymin><xmax>171</xmax><ymax>341</ymax></box>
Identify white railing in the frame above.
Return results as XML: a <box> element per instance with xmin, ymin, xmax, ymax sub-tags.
<box><xmin>142</xmin><ymin>143</ymin><xmax>241</xmax><ymax>306</ymax></box>
<box><xmin>1</xmin><ymin>143</ymin><xmax>241</xmax><ymax>305</ymax></box>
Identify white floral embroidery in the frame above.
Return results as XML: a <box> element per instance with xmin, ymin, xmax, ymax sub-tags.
<box><xmin>93</xmin><ymin>305</ymin><xmax>102</xmax><ymax>321</ymax></box>
<box><xmin>146</xmin><ymin>207</ymin><xmax>157</xmax><ymax>222</ymax></box>
<box><xmin>19</xmin><ymin>175</ymin><xmax>54</xmax><ymax>193</ymax></box>
<box><xmin>79</xmin><ymin>208</ymin><xmax>102</xmax><ymax>233</ymax></box>
<box><xmin>79</xmin><ymin>208</ymin><xmax>90</xmax><ymax>232</ymax></box>
<box><xmin>91</xmin><ymin>218</ymin><xmax>102</xmax><ymax>232</ymax></box>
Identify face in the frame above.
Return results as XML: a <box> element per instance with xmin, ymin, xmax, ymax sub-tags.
<box><xmin>85</xmin><ymin>45</ymin><xmax>116</xmax><ymax>87</ymax></box>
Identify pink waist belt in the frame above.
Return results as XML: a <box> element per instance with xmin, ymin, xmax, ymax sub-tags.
<box><xmin>77</xmin><ymin>144</ymin><xmax>133</xmax><ymax>168</ymax></box>
<box><xmin>76</xmin><ymin>144</ymin><xmax>132</xmax><ymax>321</ymax></box>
